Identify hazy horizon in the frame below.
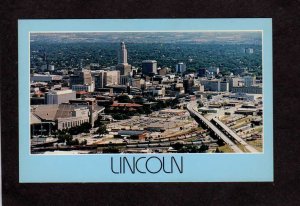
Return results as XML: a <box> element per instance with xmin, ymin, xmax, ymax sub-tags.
<box><xmin>30</xmin><ymin>32</ymin><xmax>262</xmax><ymax>45</ymax></box>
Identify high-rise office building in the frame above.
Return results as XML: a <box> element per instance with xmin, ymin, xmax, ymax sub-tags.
<box><xmin>142</xmin><ymin>60</ymin><xmax>157</xmax><ymax>76</ymax></box>
<box><xmin>95</xmin><ymin>70</ymin><xmax>120</xmax><ymax>88</ymax></box>
<box><xmin>176</xmin><ymin>63</ymin><xmax>187</xmax><ymax>73</ymax></box>
<box><xmin>183</xmin><ymin>78</ymin><xmax>194</xmax><ymax>94</ymax></box>
<box><xmin>69</xmin><ymin>69</ymin><xmax>92</xmax><ymax>86</ymax></box>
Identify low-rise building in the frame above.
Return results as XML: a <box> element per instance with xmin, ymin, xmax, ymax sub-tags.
<box><xmin>45</xmin><ymin>89</ymin><xmax>76</xmax><ymax>104</ymax></box>
<box><xmin>231</xmin><ymin>86</ymin><xmax>262</xmax><ymax>94</ymax></box>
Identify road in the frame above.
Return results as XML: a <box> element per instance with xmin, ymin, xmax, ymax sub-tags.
<box><xmin>187</xmin><ymin>101</ymin><xmax>244</xmax><ymax>153</ymax></box>
<box><xmin>212</xmin><ymin>117</ymin><xmax>259</xmax><ymax>153</ymax></box>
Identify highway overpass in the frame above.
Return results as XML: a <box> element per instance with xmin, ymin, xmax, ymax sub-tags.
<box><xmin>187</xmin><ymin>102</ymin><xmax>243</xmax><ymax>153</ymax></box>
<box><xmin>211</xmin><ymin>117</ymin><xmax>259</xmax><ymax>153</ymax></box>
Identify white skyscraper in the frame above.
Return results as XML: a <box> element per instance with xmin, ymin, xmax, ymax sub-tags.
<box><xmin>118</xmin><ymin>42</ymin><xmax>128</xmax><ymax>65</ymax></box>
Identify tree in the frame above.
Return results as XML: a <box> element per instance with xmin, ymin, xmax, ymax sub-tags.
<box><xmin>116</xmin><ymin>95</ymin><xmax>132</xmax><ymax>103</ymax></box>
<box><xmin>80</xmin><ymin>139</ymin><xmax>87</xmax><ymax>145</ymax></box>
<box><xmin>68</xmin><ymin>122</ymin><xmax>92</xmax><ymax>135</ymax></box>
<box><xmin>93</xmin><ymin>118</ymin><xmax>102</xmax><ymax>128</ymax></box>
<box><xmin>215</xmin><ymin>147</ymin><xmax>223</xmax><ymax>153</ymax></box>
<box><xmin>217</xmin><ymin>138</ymin><xmax>225</xmax><ymax>146</ymax></box>
<box><xmin>199</xmin><ymin>144</ymin><xmax>209</xmax><ymax>152</ymax></box>
<box><xmin>57</xmin><ymin>133</ymin><xmax>72</xmax><ymax>143</ymax></box>
<box><xmin>112</xmin><ymin>113</ymin><xmax>129</xmax><ymax>120</ymax></box>
<box><xmin>172</xmin><ymin>142</ymin><xmax>184</xmax><ymax>150</ymax></box>
<box><xmin>197</xmin><ymin>100</ymin><xmax>204</xmax><ymax>107</ymax></box>
<box><xmin>96</xmin><ymin>125</ymin><xmax>107</xmax><ymax>137</ymax></box>
<box><xmin>103</xmin><ymin>146</ymin><xmax>120</xmax><ymax>153</ymax></box>
<box><xmin>143</xmin><ymin>106</ymin><xmax>152</xmax><ymax>115</ymax></box>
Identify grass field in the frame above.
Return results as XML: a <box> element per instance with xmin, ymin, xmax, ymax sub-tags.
<box><xmin>247</xmin><ymin>139</ymin><xmax>263</xmax><ymax>152</ymax></box>
<box><xmin>218</xmin><ymin>144</ymin><xmax>234</xmax><ymax>153</ymax></box>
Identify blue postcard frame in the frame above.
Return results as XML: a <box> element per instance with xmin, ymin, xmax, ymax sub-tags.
<box><xmin>19</xmin><ymin>19</ymin><xmax>273</xmax><ymax>182</ymax></box>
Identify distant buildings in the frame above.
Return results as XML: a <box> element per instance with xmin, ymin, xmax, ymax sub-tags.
<box><xmin>45</xmin><ymin>89</ymin><xmax>76</xmax><ymax>104</ymax></box>
<box><xmin>200</xmin><ymin>79</ymin><xmax>229</xmax><ymax>92</ymax></box>
<box><xmin>131</xmin><ymin>78</ymin><xmax>145</xmax><ymax>89</ymax></box>
<box><xmin>228</xmin><ymin>77</ymin><xmax>244</xmax><ymax>91</ymax></box>
<box><xmin>200</xmin><ymin>79</ymin><xmax>220</xmax><ymax>91</ymax></box>
<box><xmin>69</xmin><ymin>69</ymin><xmax>92</xmax><ymax>86</ymax></box>
<box><xmin>244</xmin><ymin>48</ymin><xmax>254</xmax><ymax>54</ymax></box>
<box><xmin>176</xmin><ymin>63</ymin><xmax>186</xmax><ymax>74</ymax></box>
<box><xmin>207</xmin><ymin>66</ymin><xmax>220</xmax><ymax>74</ymax></box>
<box><xmin>158</xmin><ymin>67</ymin><xmax>168</xmax><ymax>76</ymax></box>
<box><xmin>72</xmin><ymin>84</ymin><xmax>94</xmax><ymax>92</ymax></box>
<box><xmin>90</xmin><ymin>63</ymin><xmax>101</xmax><ymax>70</ymax></box>
<box><xmin>220</xmin><ymin>81</ymin><xmax>229</xmax><ymax>92</ymax></box>
<box><xmin>146</xmin><ymin>86</ymin><xmax>166</xmax><ymax>97</ymax></box>
<box><xmin>233</xmin><ymin>67</ymin><xmax>248</xmax><ymax>75</ymax></box>
<box><xmin>31</xmin><ymin>74</ymin><xmax>62</xmax><ymax>82</ymax></box>
<box><xmin>49</xmin><ymin>65</ymin><xmax>55</xmax><ymax>71</ymax></box>
<box><xmin>142</xmin><ymin>60</ymin><xmax>157</xmax><ymax>76</ymax></box>
<box><xmin>244</xmin><ymin>75</ymin><xmax>256</xmax><ymax>87</ymax></box>
<box><xmin>231</xmin><ymin>86</ymin><xmax>262</xmax><ymax>94</ymax></box>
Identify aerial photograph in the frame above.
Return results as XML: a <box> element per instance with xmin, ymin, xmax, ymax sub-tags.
<box><xmin>29</xmin><ymin>31</ymin><xmax>263</xmax><ymax>154</ymax></box>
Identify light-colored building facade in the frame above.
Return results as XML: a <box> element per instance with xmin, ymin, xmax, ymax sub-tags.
<box><xmin>95</xmin><ymin>70</ymin><xmax>120</xmax><ymax>88</ymax></box>
<box><xmin>45</xmin><ymin>89</ymin><xmax>76</xmax><ymax>104</ymax></box>
<box><xmin>57</xmin><ymin>107</ymin><xmax>90</xmax><ymax>130</ymax></box>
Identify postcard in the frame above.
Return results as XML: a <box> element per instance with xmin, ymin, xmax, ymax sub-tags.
<box><xmin>19</xmin><ymin>19</ymin><xmax>273</xmax><ymax>182</ymax></box>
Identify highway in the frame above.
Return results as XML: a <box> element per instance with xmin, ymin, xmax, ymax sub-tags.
<box><xmin>187</xmin><ymin>101</ymin><xmax>244</xmax><ymax>153</ymax></box>
<box><xmin>212</xmin><ymin>117</ymin><xmax>259</xmax><ymax>153</ymax></box>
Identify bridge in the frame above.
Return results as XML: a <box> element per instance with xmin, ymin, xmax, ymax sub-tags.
<box><xmin>187</xmin><ymin>102</ymin><xmax>243</xmax><ymax>153</ymax></box>
<box><xmin>211</xmin><ymin>117</ymin><xmax>259</xmax><ymax>153</ymax></box>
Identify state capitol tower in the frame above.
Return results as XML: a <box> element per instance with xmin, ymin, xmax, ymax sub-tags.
<box><xmin>116</xmin><ymin>42</ymin><xmax>132</xmax><ymax>75</ymax></box>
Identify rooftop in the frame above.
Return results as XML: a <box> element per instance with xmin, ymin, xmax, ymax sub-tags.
<box><xmin>142</xmin><ymin>60</ymin><xmax>157</xmax><ymax>63</ymax></box>
<box><xmin>111</xmin><ymin>102</ymin><xmax>143</xmax><ymax>107</ymax></box>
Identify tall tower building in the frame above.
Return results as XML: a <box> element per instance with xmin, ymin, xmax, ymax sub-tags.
<box><xmin>118</xmin><ymin>42</ymin><xmax>128</xmax><ymax>65</ymax></box>
<box><xmin>116</xmin><ymin>42</ymin><xmax>132</xmax><ymax>75</ymax></box>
